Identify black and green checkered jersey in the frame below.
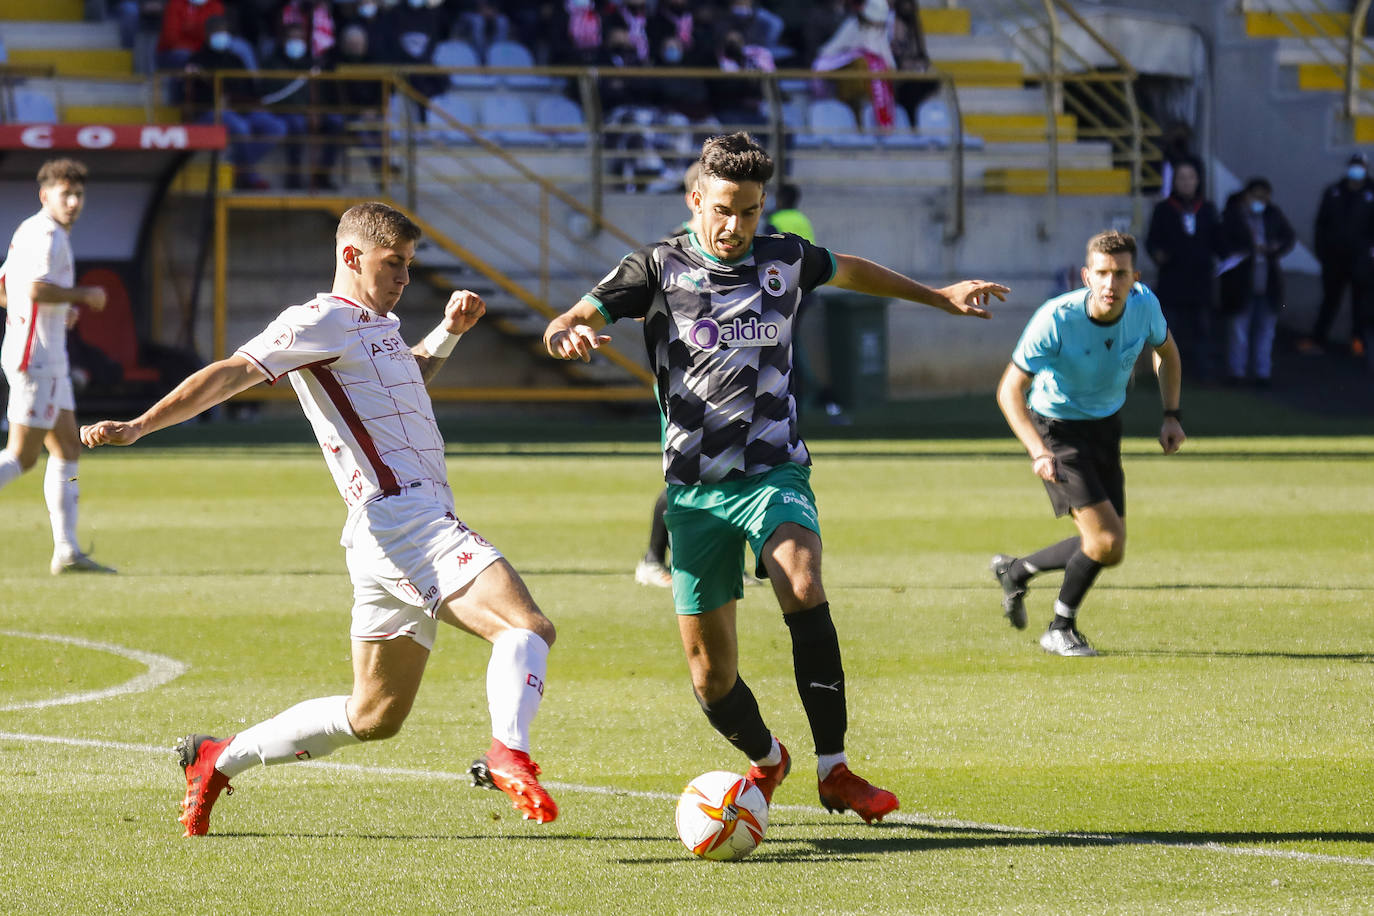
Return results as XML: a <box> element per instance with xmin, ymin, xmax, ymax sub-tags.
<box><xmin>583</xmin><ymin>229</ymin><xmax>837</xmax><ymax>485</ymax></box>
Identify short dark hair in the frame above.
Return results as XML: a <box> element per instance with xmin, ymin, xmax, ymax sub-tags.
<box><xmin>697</xmin><ymin>131</ymin><xmax>774</xmax><ymax>187</ymax></box>
<box><xmin>1243</xmin><ymin>176</ymin><xmax>1272</xmax><ymax>195</ymax></box>
<box><xmin>337</xmin><ymin>201</ymin><xmax>422</xmax><ymax>249</ymax></box>
<box><xmin>1085</xmin><ymin>229</ymin><xmax>1136</xmax><ymax>267</ymax></box>
<box><xmin>37</xmin><ymin>158</ymin><xmax>87</xmax><ymax>188</ymax></box>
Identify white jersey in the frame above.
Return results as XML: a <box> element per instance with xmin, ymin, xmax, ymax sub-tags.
<box><xmin>1</xmin><ymin>211</ymin><xmax>75</xmax><ymax>377</ymax></box>
<box><xmin>236</xmin><ymin>293</ymin><xmax>452</xmax><ymax>527</ymax></box>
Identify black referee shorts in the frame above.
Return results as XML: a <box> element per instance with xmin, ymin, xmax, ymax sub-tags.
<box><xmin>1031</xmin><ymin>411</ymin><xmax>1125</xmax><ymax>518</ymax></box>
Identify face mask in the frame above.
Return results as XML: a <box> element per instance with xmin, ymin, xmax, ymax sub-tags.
<box><xmin>1249</xmin><ymin>199</ymin><xmax>1265</xmax><ymax>215</ymax></box>
<box><xmin>284</xmin><ymin>38</ymin><xmax>308</xmax><ymax>59</ymax></box>
<box><xmin>407</xmin><ymin>0</ymin><xmax>425</xmax><ymax>8</ymax></box>
<box><xmin>1349</xmin><ymin>165</ymin><xmax>1367</xmax><ymax>182</ymax></box>
<box><xmin>208</xmin><ymin>31</ymin><xmax>231</xmax><ymax>51</ymax></box>
<box><xmin>358</xmin><ymin>2</ymin><xmax>377</xmax><ymax>16</ymax></box>
<box><xmin>662</xmin><ymin>44</ymin><xmax>683</xmax><ymax>64</ymax></box>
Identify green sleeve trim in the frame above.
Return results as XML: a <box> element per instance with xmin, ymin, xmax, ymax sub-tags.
<box><xmin>823</xmin><ymin>249</ymin><xmax>838</xmax><ymax>285</ymax></box>
<box><xmin>581</xmin><ymin>294</ymin><xmax>613</xmax><ymax>324</ymax></box>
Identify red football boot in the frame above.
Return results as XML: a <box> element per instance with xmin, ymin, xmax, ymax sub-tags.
<box><xmin>818</xmin><ymin>763</ymin><xmax>900</xmax><ymax>824</ymax></box>
<box><xmin>470</xmin><ymin>739</ymin><xmax>558</xmax><ymax>823</ymax></box>
<box><xmin>745</xmin><ymin>740</ymin><xmax>791</xmax><ymax>804</ymax></box>
<box><xmin>175</xmin><ymin>733</ymin><xmax>235</xmax><ymax>837</ymax></box>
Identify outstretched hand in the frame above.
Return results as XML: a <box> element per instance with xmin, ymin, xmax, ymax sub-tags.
<box><xmin>939</xmin><ymin>280</ymin><xmax>1010</xmax><ymax>319</ymax></box>
<box><xmin>80</xmin><ymin>420</ymin><xmax>140</xmax><ymax>448</ymax></box>
<box><xmin>441</xmin><ymin>289</ymin><xmax>486</xmax><ymax>335</ymax></box>
<box><xmin>547</xmin><ymin>325</ymin><xmax>612</xmax><ymax>362</ymax></box>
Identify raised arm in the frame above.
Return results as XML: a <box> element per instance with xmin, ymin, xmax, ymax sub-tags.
<box><xmin>412</xmin><ymin>289</ymin><xmax>486</xmax><ymax>383</ymax></box>
<box><xmin>1152</xmin><ymin>331</ymin><xmax>1186</xmax><ymax>455</ymax></box>
<box><xmin>544</xmin><ymin>298</ymin><xmax>611</xmax><ymax>362</ymax></box>
<box><xmin>80</xmin><ymin>356</ymin><xmax>265</xmax><ymax>448</ymax></box>
<box><xmin>828</xmin><ymin>252</ymin><xmax>1008</xmax><ymax>319</ymax></box>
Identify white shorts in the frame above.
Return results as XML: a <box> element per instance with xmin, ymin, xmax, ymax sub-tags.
<box><xmin>4</xmin><ymin>371</ymin><xmax>74</xmax><ymax>430</ymax></box>
<box><xmin>344</xmin><ymin>486</ymin><xmax>504</xmax><ymax>651</ymax></box>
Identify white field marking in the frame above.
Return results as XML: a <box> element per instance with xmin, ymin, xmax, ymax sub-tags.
<box><xmin>0</xmin><ymin>730</ymin><xmax>1370</xmax><ymax>870</ymax></box>
<box><xmin>0</xmin><ymin>632</ymin><xmax>1370</xmax><ymax>870</ymax></box>
<box><xmin>0</xmin><ymin>630</ymin><xmax>188</xmax><ymax>712</ymax></box>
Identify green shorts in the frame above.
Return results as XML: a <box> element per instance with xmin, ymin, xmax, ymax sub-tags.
<box><xmin>664</xmin><ymin>463</ymin><xmax>820</xmax><ymax>615</ymax></box>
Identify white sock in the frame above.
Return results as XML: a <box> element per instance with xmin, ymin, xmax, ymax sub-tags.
<box><xmin>0</xmin><ymin>451</ymin><xmax>22</xmax><ymax>490</ymax></box>
<box><xmin>44</xmin><ymin>458</ymin><xmax>79</xmax><ymax>556</ymax></box>
<box><xmin>750</xmin><ymin>736</ymin><xmax>783</xmax><ymax>769</ymax></box>
<box><xmin>1053</xmin><ymin>600</ymin><xmax>1079</xmax><ymax>619</ymax></box>
<box><xmin>817</xmin><ymin>751</ymin><xmax>847</xmax><ymax>780</ymax></box>
<box><xmin>486</xmin><ymin>628</ymin><xmax>549</xmax><ymax>753</ymax></box>
<box><xmin>215</xmin><ymin>695</ymin><xmax>359</xmax><ymax>778</ymax></box>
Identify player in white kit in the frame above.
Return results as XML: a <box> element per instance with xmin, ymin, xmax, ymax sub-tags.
<box><xmin>0</xmin><ymin>158</ymin><xmax>116</xmax><ymax>575</ymax></box>
<box><xmin>81</xmin><ymin>202</ymin><xmax>559</xmax><ymax>835</ymax></box>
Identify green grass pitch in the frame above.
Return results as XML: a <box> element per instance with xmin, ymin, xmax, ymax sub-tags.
<box><xmin>1</xmin><ymin>422</ymin><xmax>1371</xmax><ymax>914</ymax></box>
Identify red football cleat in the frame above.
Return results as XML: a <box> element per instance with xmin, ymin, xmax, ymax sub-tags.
<box><xmin>745</xmin><ymin>739</ymin><xmax>791</xmax><ymax>804</ymax></box>
<box><xmin>175</xmin><ymin>733</ymin><xmax>235</xmax><ymax>837</ymax></box>
<box><xmin>470</xmin><ymin>739</ymin><xmax>558</xmax><ymax>823</ymax></box>
<box><xmin>818</xmin><ymin>763</ymin><xmax>900</xmax><ymax>824</ymax></box>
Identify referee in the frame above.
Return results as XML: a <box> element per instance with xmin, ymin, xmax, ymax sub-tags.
<box><xmin>991</xmin><ymin>229</ymin><xmax>1185</xmax><ymax>656</ymax></box>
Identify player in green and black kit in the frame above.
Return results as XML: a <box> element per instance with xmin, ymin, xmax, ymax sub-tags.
<box><xmin>546</xmin><ymin>132</ymin><xmax>1007</xmax><ymax>822</ymax></box>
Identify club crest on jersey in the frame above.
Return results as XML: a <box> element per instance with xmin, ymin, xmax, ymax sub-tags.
<box><xmin>761</xmin><ymin>263</ymin><xmax>786</xmax><ymax>296</ymax></box>
<box><xmin>266</xmin><ymin>322</ymin><xmax>295</xmax><ymax>350</ymax></box>
<box><xmin>687</xmin><ymin>315</ymin><xmax>782</xmax><ymax>352</ymax></box>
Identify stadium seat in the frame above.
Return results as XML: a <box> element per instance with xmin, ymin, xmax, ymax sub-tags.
<box><xmin>860</xmin><ymin>103</ymin><xmax>935</xmax><ymax>150</ymax></box>
<box><xmin>533</xmin><ymin>95</ymin><xmax>587</xmax><ymax>147</ymax></box>
<box><xmin>75</xmin><ymin>269</ymin><xmax>160</xmax><ymax>383</ymax></box>
<box><xmin>485</xmin><ymin>40</ymin><xmax>557</xmax><ymax>91</ymax></box>
<box><xmin>798</xmin><ymin>99</ymin><xmax>876</xmax><ymax>150</ymax></box>
<box><xmin>429</xmin><ymin>91</ymin><xmax>479</xmax><ymax>145</ymax></box>
<box><xmin>12</xmin><ymin>87</ymin><xmax>58</xmax><ymax>123</ymax></box>
<box><xmin>916</xmin><ymin>98</ymin><xmax>985</xmax><ymax>151</ymax></box>
<box><xmin>479</xmin><ymin>93</ymin><xmax>551</xmax><ymax>147</ymax></box>
<box><xmin>432</xmin><ymin>39</ymin><xmax>497</xmax><ymax>90</ymax></box>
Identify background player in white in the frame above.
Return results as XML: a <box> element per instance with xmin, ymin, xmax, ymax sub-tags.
<box><xmin>0</xmin><ymin>158</ymin><xmax>115</xmax><ymax>574</ymax></box>
<box><xmin>81</xmin><ymin>202</ymin><xmax>559</xmax><ymax>835</ymax></box>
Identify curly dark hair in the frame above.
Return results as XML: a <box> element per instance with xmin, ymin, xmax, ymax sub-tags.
<box><xmin>697</xmin><ymin>131</ymin><xmax>774</xmax><ymax>187</ymax></box>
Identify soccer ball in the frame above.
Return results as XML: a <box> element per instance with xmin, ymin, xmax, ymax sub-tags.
<box><xmin>674</xmin><ymin>770</ymin><xmax>769</xmax><ymax>861</ymax></box>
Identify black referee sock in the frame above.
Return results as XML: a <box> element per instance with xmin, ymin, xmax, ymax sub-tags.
<box><xmin>696</xmin><ymin>676</ymin><xmax>774</xmax><ymax>762</ymax></box>
<box><xmin>1057</xmin><ymin>549</ymin><xmax>1104</xmax><ymax>614</ymax></box>
<box><xmin>786</xmin><ymin>602</ymin><xmax>847</xmax><ymax>757</ymax></box>
<box><xmin>1012</xmin><ymin>536</ymin><xmax>1081</xmax><ymax>583</ymax></box>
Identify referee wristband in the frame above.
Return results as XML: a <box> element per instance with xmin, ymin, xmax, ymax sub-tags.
<box><xmin>422</xmin><ymin>325</ymin><xmax>461</xmax><ymax>358</ymax></box>
<box><xmin>1163</xmin><ymin>408</ymin><xmax>1182</xmax><ymax>420</ymax></box>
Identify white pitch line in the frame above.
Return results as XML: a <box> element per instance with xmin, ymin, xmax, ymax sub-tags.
<box><xmin>2</xmin><ymin>631</ymin><xmax>1372</xmax><ymax>870</ymax></box>
<box><xmin>0</xmin><ymin>630</ymin><xmax>188</xmax><ymax>712</ymax></box>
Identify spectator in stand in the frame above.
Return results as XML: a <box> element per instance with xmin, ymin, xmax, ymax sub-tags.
<box><xmin>711</xmin><ymin>29</ymin><xmax>774</xmax><ymax>129</ymax></box>
<box><xmin>1297</xmin><ymin>152</ymin><xmax>1374</xmax><ymax>358</ymax></box>
<box><xmin>156</xmin><ymin>0</ymin><xmax>225</xmax><ymax>71</ymax></box>
<box><xmin>814</xmin><ymin>0</ymin><xmax>900</xmax><ymax>126</ymax></box>
<box><xmin>1218</xmin><ymin>177</ymin><xmax>1296</xmax><ymax>387</ymax></box>
<box><xmin>348</xmin><ymin>0</ymin><xmax>399</xmax><ymax>64</ymax></box>
<box><xmin>802</xmin><ymin>0</ymin><xmax>849</xmax><ymax>68</ymax></box>
<box><xmin>279</xmin><ymin>0</ymin><xmax>337</xmax><ymax>60</ymax></box>
<box><xmin>331</xmin><ymin>23</ymin><xmax>388</xmax><ymax>183</ymax></box>
<box><xmin>1145</xmin><ymin>159</ymin><xmax>1222</xmax><ymax>382</ymax></box>
<box><xmin>456</xmin><ymin>1</ymin><xmax>512</xmax><ymax>57</ymax></box>
<box><xmin>387</xmin><ymin>0</ymin><xmax>447</xmax><ymax>100</ymax></box>
<box><xmin>649</xmin><ymin>0</ymin><xmax>710</xmax><ymax>65</ymax></box>
<box><xmin>654</xmin><ymin>33</ymin><xmax>709</xmax><ymax>120</ymax></box>
<box><xmin>183</xmin><ymin>15</ymin><xmax>287</xmax><ymax>191</ymax></box>
<box><xmin>603</xmin><ymin>0</ymin><xmax>652</xmax><ymax>64</ymax></box>
<box><xmin>563</xmin><ymin>0</ymin><xmax>603</xmax><ymax>66</ymax></box>
<box><xmin>515</xmin><ymin>1</ymin><xmax>568</xmax><ymax>65</ymax></box>
<box><xmin>724</xmin><ymin>0</ymin><xmax>786</xmax><ymax>55</ymax></box>
<box><xmin>890</xmin><ymin>0</ymin><xmax>933</xmax><ymax>117</ymax></box>
<box><xmin>261</xmin><ymin>22</ymin><xmax>345</xmax><ymax>191</ymax></box>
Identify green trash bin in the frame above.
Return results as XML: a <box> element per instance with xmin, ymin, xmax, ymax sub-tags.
<box><xmin>822</xmin><ymin>292</ymin><xmax>889</xmax><ymax>408</ymax></box>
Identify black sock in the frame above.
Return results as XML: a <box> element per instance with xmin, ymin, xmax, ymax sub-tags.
<box><xmin>1050</xmin><ymin>614</ymin><xmax>1076</xmax><ymax>631</ymax></box>
<box><xmin>646</xmin><ymin>489</ymin><xmax>669</xmax><ymax>565</ymax></box>
<box><xmin>696</xmin><ymin>677</ymin><xmax>773</xmax><ymax>761</ymax></box>
<box><xmin>1012</xmin><ymin>536</ymin><xmax>1081</xmax><ymax>583</ymax></box>
<box><xmin>1058</xmin><ymin>549</ymin><xmax>1104</xmax><ymax>613</ymax></box>
<box><xmin>785</xmin><ymin>602</ymin><xmax>847</xmax><ymax>756</ymax></box>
